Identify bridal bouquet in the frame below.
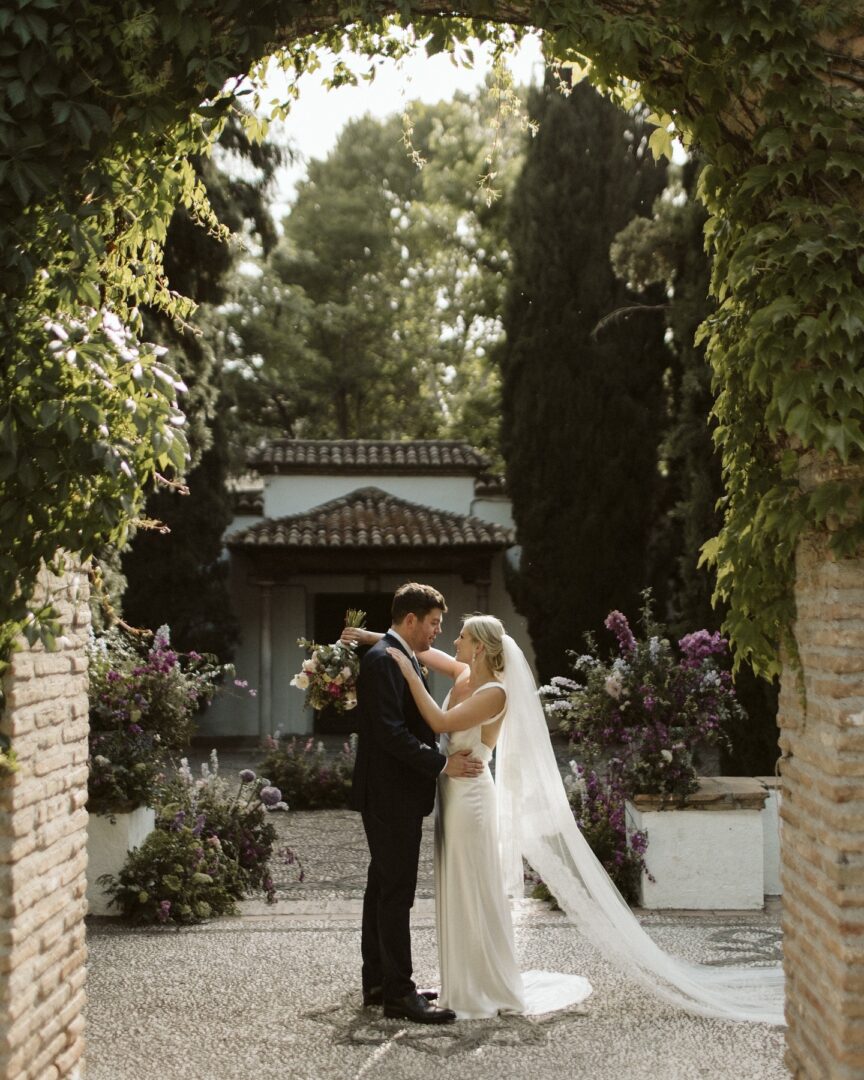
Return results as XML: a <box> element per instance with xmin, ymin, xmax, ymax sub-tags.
<box><xmin>291</xmin><ymin>609</ymin><xmax>366</xmax><ymax>714</ymax></box>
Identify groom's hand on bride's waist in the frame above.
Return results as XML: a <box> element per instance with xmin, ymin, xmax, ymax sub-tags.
<box><xmin>443</xmin><ymin>750</ymin><xmax>483</xmax><ymax>778</ymax></box>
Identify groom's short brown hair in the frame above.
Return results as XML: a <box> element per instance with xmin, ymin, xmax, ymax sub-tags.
<box><xmin>392</xmin><ymin>582</ymin><xmax>447</xmax><ymax>624</ymax></box>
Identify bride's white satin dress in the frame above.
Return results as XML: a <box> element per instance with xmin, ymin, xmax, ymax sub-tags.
<box><xmin>435</xmin><ymin>682</ymin><xmax>593</xmax><ymax>1019</ymax></box>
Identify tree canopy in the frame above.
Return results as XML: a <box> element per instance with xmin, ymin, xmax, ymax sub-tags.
<box><xmin>118</xmin><ymin>112</ymin><xmax>283</xmax><ymax>656</ymax></box>
<box><xmin>223</xmin><ymin>84</ymin><xmax>525</xmax><ymax>462</ymax></box>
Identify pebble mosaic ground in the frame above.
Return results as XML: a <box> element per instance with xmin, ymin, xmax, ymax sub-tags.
<box><xmin>85</xmin><ymin>772</ymin><xmax>787</xmax><ymax>1080</ymax></box>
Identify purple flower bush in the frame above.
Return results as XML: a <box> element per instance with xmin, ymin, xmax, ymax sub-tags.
<box><xmin>260</xmin><ymin>733</ymin><xmax>357</xmax><ymax>810</ymax></box>
<box><xmin>566</xmin><ymin>763</ymin><xmax>652</xmax><ymax>903</ymax></box>
<box><xmin>540</xmin><ymin>595</ymin><xmax>739</xmax><ymax>800</ymax></box>
<box><xmin>528</xmin><ymin>761</ymin><xmax>653</xmax><ymax>905</ymax></box>
<box><xmin>98</xmin><ymin>821</ymin><xmax>247</xmax><ymax>924</ymax></box>
<box><xmin>101</xmin><ymin>758</ymin><xmax>301</xmax><ymax>924</ymax></box>
<box><xmin>87</xmin><ymin>626</ymin><xmax>234</xmax><ymax>814</ymax></box>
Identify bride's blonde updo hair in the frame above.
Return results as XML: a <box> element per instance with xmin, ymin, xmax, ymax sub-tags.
<box><xmin>462</xmin><ymin>614</ymin><xmax>506</xmax><ymax>675</ymax></box>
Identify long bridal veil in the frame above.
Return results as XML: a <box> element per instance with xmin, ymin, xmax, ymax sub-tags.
<box><xmin>495</xmin><ymin>635</ymin><xmax>785</xmax><ymax>1025</ymax></box>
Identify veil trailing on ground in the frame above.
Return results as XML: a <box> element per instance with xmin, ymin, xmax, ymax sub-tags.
<box><xmin>495</xmin><ymin>634</ymin><xmax>785</xmax><ymax>1025</ymax></box>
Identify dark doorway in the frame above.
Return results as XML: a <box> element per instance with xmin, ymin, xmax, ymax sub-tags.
<box><xmin>313</xmin><ymin>592</ymin><xmax>393</xmax><ymax>733</ymax></box>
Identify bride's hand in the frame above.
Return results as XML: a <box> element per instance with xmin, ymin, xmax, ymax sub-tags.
<box><xmin>340</xmin><ymin>627</ymin><xmax>378</xmax><ymax>647</ymax></box>
<box><xmin>386</xmin><ymin>646</ymin><xmax>415</xmax><ymax>678</ymax></box>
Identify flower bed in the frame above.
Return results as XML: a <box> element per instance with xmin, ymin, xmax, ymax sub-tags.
<box><xmin>541</xmin><ymin>595</ymin><xmax>741</xmax><ymax>800</ymax></box>
<box><xmin>98</xmin><ymin>756</ymin><xmax>300</xmax><ymax>924</ymax></box>
<box><xmin>259</xmin><ymin>734</ymin><xmax>356</xmax><ymax>810</ymax></box>
<box><xmin>87</xmin><ymin>626</ymin><xmax>230</xmax><ymax>815</ymax></box>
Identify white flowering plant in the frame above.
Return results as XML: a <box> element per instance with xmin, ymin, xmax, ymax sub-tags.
<box><xmin>540</xmin><ymin>594</ymin><xmax>740</xmax><ymax>799</ymax></box>
<box><xmin>291</xmin><ymin>609</ymin><xmax>366</xmax><ymax>714</ymax></box>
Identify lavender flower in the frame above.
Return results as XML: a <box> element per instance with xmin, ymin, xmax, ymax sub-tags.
<box><xmin>259</xmin><ymin>785</ymin><xmax>282</xmax><ymax>807</ymax></box>
<box><xmin>678</xmin><ymin>629</ymin><xmax>728</xmax><ymax>662</ymax></box>
<box><xmin>239</xmin><ymin>769</ymin><xmax>256</xmax><ymax>784</ymax></box>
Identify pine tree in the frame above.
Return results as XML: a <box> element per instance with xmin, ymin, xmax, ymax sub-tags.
<box><xmin>499</xmin><ymin>78</ymin><xmax>668</xmax><ymax>680</ymax></box>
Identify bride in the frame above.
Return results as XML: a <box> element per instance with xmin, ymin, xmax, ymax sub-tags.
<box><xmin>387</xmin><ymin>613</ymin><xmax>592</xmax><ymax>1019</ymax></box>
<box><xmin>348</xmin><ymin>615</ymin><xmax>784</xmax><ymax>1026</ymax></box>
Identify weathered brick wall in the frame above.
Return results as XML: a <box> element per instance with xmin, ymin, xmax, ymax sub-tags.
<box><xmin>780</xmin><ymin>532</ymin><xmax>864</xmax><ymax>1079</ymax></box>
<box><xmin>0</xmin><ymin>567</ymin><xmax>89</xmax><ymax>1080</ymax></box>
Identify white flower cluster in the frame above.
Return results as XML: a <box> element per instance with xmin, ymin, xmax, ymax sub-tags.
<box><xmin>545</xmin><ymin>698</ymin><xmax>574</xmax><ymax>714</ymax></box>
<box><xmin>604</xmin><ymin>671</ymin><xmax>625</xmax><ymax>700</ymax></box>
<box><xmin>562</xmin><ymin>760</ymin><xmax>587</xmax><ymax>798</ymax></box>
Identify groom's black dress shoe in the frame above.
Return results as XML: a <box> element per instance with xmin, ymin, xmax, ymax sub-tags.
<box><xmin>363</xmin><ymin>986</ymin><xmax>437</xmax><ymax>1007</ymax></box>
<box><xmin>382</xmin><ymin>991</ymin><xmax>455</xmax><ymax>1024</ymax></box>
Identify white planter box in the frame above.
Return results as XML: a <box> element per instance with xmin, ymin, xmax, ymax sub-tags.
<box><xmin>86</xmin><ymin>807</ymin><xmax>156</xmax><ymax>915</ymax></box>
<box><xmin>626</xmin><ymin>777</ymin><xmax>767</xmax><ymax>910</ymax></box>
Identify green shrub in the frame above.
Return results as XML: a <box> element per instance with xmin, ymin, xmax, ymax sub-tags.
<box><xmin>100</xmin><ymin>757</ymin><xmax>298</xmax><ymax>924</ymax></box>
<box><xmin>99</xmin><ymin>825</ymin><xmax>245</xmax><ymax>924</ymax></box>
<box><xmin>260</xmin><ymin>735</ymin><xmax>355</xmax><ymax>811</ymax></box>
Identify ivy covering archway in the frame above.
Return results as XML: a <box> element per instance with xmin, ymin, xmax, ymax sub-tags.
<box><xmin>3</xmin><ymin>3</ymin><xmax>864</xmax><ymax>1076</ymax></box>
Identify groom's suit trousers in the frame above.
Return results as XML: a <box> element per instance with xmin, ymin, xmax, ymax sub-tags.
<box><xmin>360</xmin><ymin>806</ymin><xmax>423</xmax><ymax>999</ymax></box>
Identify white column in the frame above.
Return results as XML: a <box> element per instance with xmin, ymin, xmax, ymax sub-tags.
<box><xmin>258</xmin><ymin>581</ymin><xmax>274</xmax><ymax>741</ymax></box>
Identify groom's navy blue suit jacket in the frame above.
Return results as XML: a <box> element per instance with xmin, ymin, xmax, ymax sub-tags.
<box><xmin>350</xmin><ymin>632</ymin><xmax>446</xmax><ymax>819</ymax></box>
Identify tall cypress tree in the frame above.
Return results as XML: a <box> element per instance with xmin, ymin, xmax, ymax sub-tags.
<box><xmin>499</xmin><ymin>79</ymin><xmax>668</xmax><ymax>680</ymax></box>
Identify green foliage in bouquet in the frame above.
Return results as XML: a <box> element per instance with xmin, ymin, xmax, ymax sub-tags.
<box><xmin>260</xmin><ymin>735</ymin><xmax>356</xmax><ymax>811</ymax></box>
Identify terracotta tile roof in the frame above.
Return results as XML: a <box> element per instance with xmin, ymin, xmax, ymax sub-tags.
<box><xmin>249</xmin><ymin>439</ymin><xmax>489</xmax><ymax>475</ymax></box>
<box><xmin>474</xmin><ymin>473</ymin><xmax>507</xmax><ymax>497</ymax></box>
<box><xmin>232</xmin><ymin>491</ymin><xmax>264</xmax><ymax>516</ymax></box>
<box><xmin>228</xmin><ymin>487</ymin><xmax>513</xmax><ymax>550</ymax></box>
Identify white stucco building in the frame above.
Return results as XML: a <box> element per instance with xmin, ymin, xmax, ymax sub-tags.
<box><xmin>198</xmin><ymin>439</ymin><xmax>533</xmax><ymax>740</ymax></box>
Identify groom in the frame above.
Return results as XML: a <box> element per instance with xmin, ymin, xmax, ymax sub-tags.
<box><xmin>350</xmin><ymin>582</ymin><xmax>482</xmax><ymax>1023</ymax></box>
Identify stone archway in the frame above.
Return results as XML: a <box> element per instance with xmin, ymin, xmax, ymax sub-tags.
<box><xmin>2</xmin><ymin>4</ymin><xmax>864</xmax><ymax>1077</ymax></box>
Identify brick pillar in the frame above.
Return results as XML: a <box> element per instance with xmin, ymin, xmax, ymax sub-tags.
<box><xmin>0</xmin><ymin>566</ymin><xmax>90</xmax><ymax>1080</ymax></box>
<box><xmin>780</xmin><ymin>530</ymin><xmax>864</xmax><ymax>1078</ymax></box>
